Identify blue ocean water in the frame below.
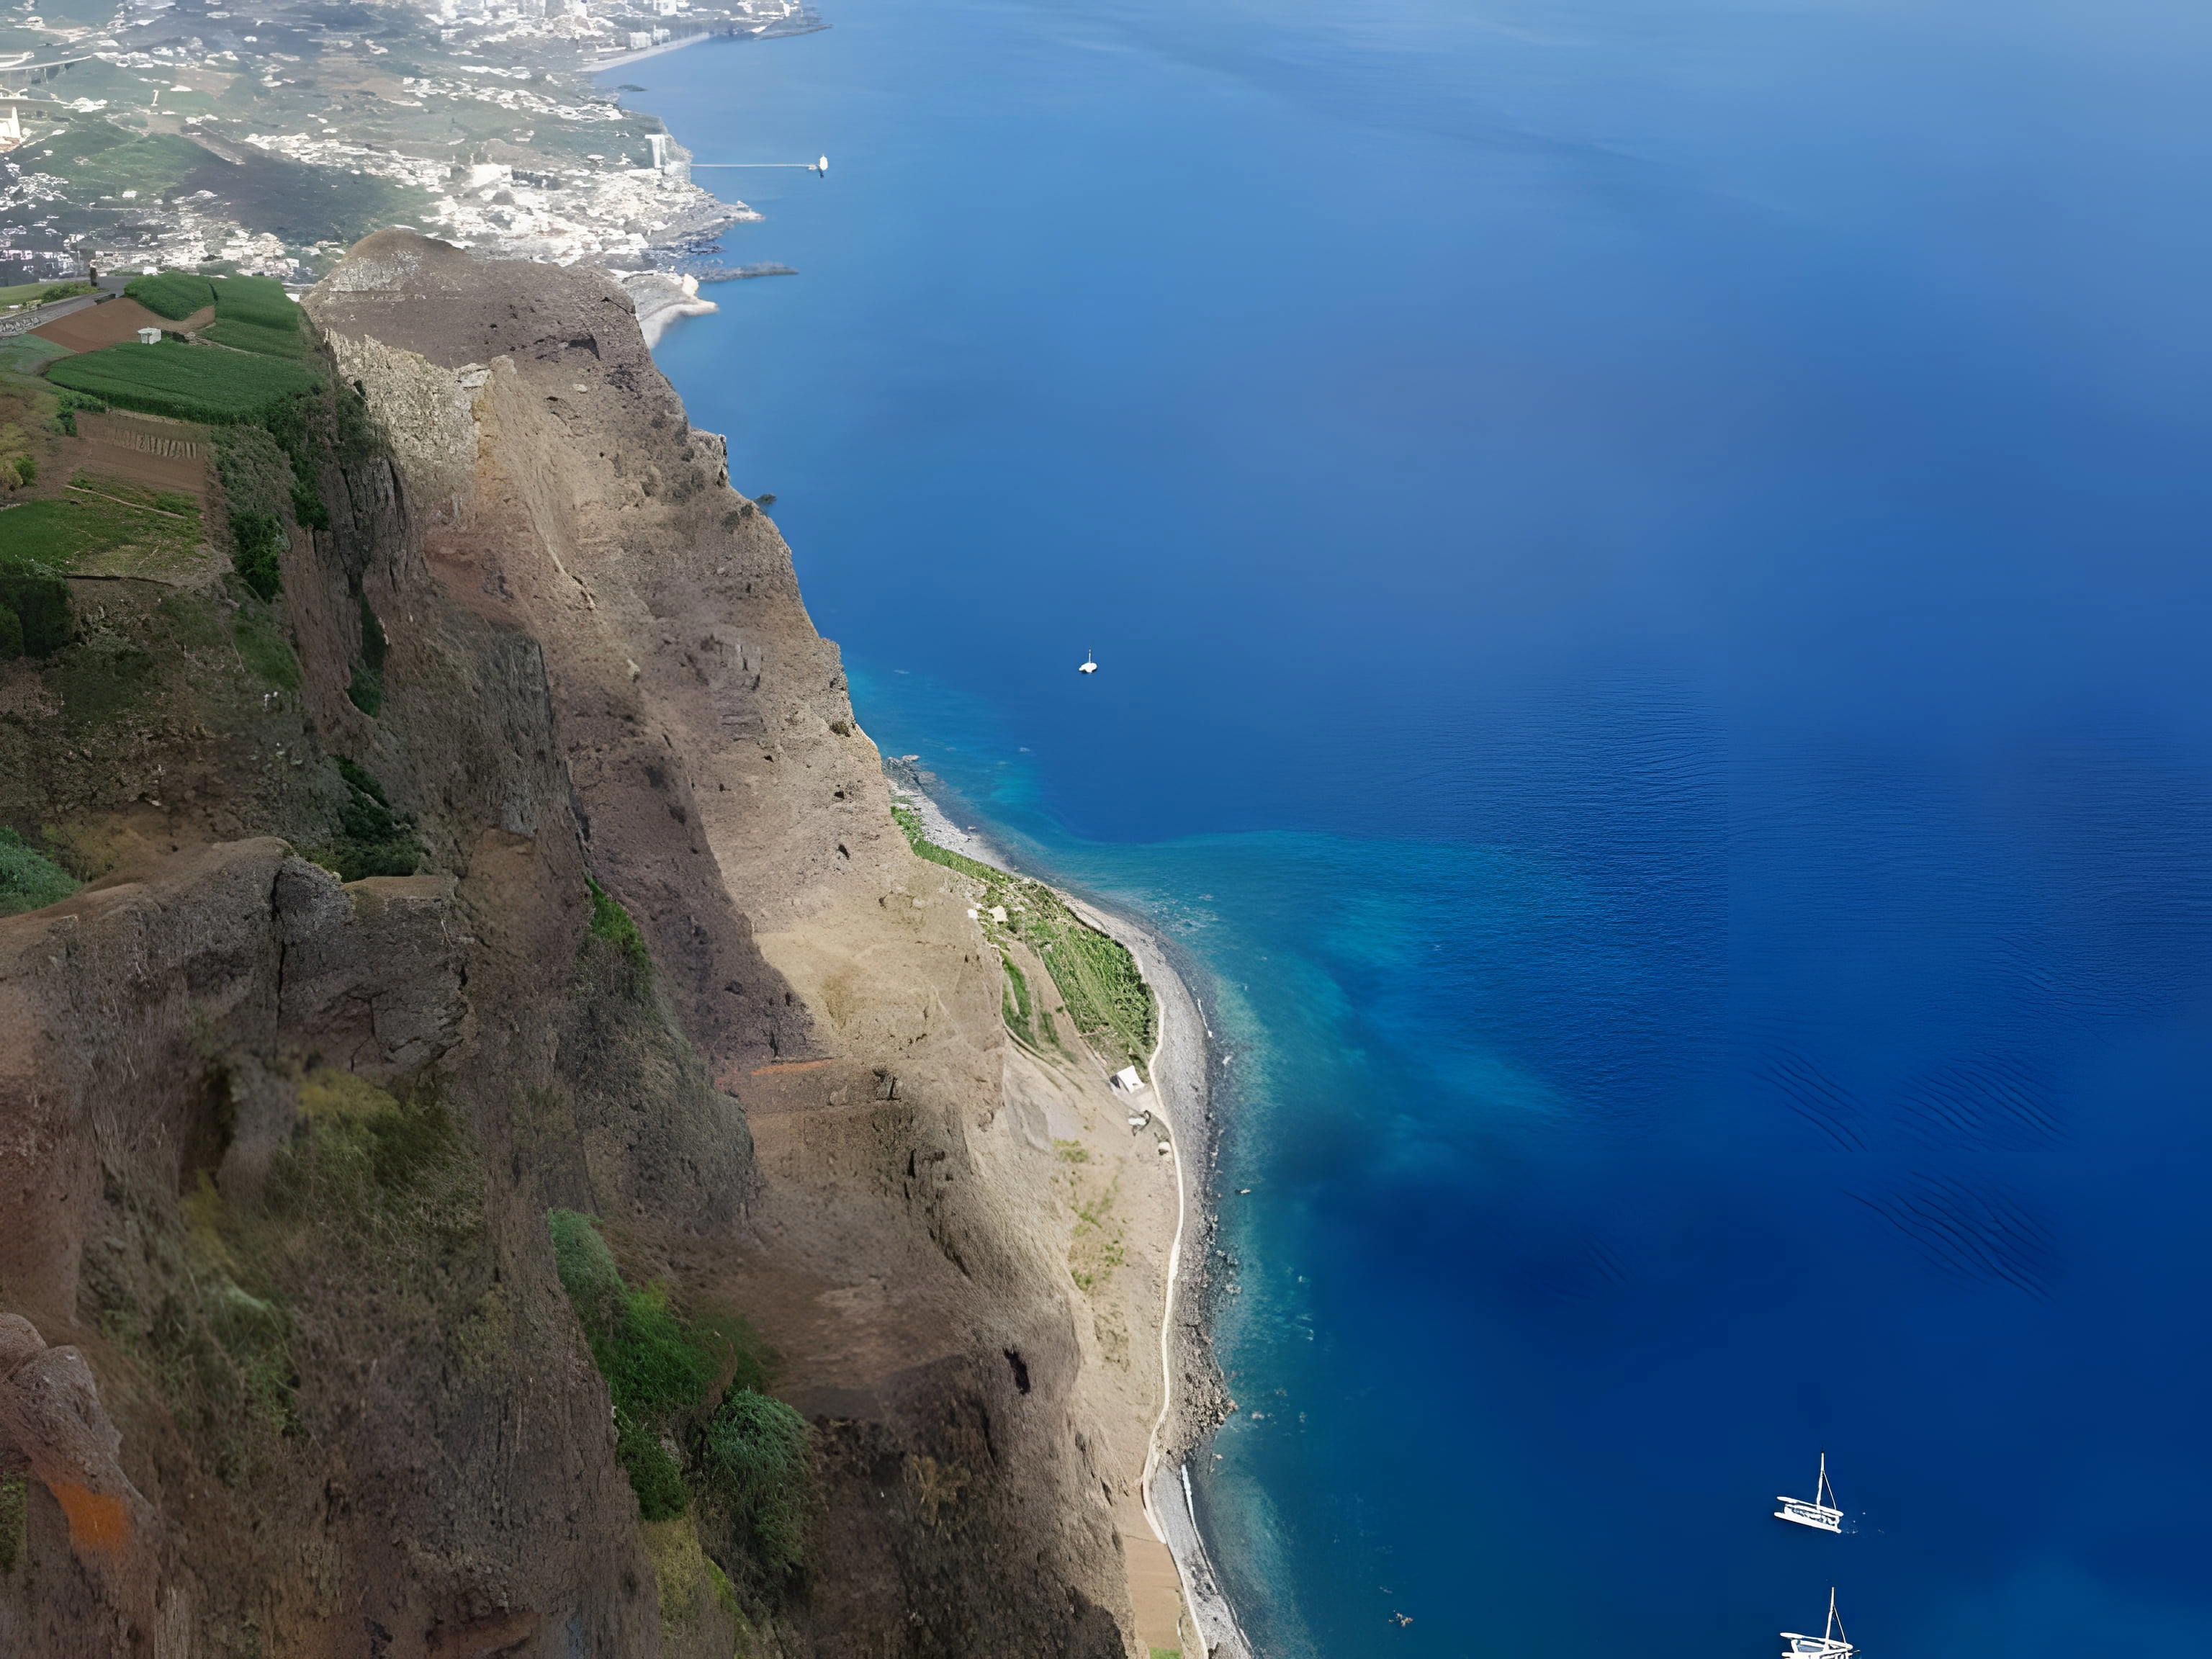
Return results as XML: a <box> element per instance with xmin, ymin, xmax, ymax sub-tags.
<box><xmin>629</xmin><ymin>1</ymin><xmax>2212</xmax><ymax>1653</ymax></box>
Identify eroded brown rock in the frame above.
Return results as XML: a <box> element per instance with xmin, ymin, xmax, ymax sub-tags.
<box><xmin>0</xmin><ymin>233</ymin><xmax>1141</xmax><ymax>1658</ymax></box>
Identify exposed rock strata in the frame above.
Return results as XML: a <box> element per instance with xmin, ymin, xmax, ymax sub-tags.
<box><xmin>0</xmin><ymin>231</ymin><xmax>1145</xmax><ymax>1657</ymax></box>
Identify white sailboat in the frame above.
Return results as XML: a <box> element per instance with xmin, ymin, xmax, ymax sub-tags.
<box><xmin>1077</xmin><ymin>649</ymin><xmax>1097</xmax><ymax>674</ymax></box>
<box><xmin>1781</xmin><ymin>1587</ymin><xmax>1854</xmax><ymax>1658</ymax></box>
<box><xmin>1776</xmin><ymin>1451</ymin><xmax>1843</xmax><ymax>1532</ymax></box>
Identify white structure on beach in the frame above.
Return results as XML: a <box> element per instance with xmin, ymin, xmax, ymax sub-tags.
<box><xmin>1111</xmin><ymin>1066</ymin><xmax>1146</xmax><ymax>1094</ymax></box>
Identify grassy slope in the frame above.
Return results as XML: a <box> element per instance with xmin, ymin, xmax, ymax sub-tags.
<box><xmin>0</xmin><ymin>477</ymin><xmax>204</xmax><ymax>578</ymax></box>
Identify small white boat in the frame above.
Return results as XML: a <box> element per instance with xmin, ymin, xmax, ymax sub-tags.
<box><xmin>1781</xmin><ymin>1587</ymin><xmax>1854</xmax><ymax>1658</ymax></box>
<box><xmin>1077</xmin><ymin>649</ymin><xmax>1097</xmax><ymax>674</ymax></box>
<box><xmin>1776</xmin><ymin>1451</ymin><xmax>1843</xmax><ymax>1532</ymax></box>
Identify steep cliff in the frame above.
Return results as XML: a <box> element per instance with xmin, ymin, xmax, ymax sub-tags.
<box><xmin>0</xmin><ymin>232</ymin><xmax>1142</xmax><ymax>1658</ymax></box>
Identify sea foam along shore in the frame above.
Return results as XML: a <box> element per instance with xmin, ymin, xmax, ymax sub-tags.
<box><xmin>884</xmin><ymin>760</ymin><xmax>1255</xmax><ymax>1659</ymax></box>
<box><xmin>620</xmin><ymin>269</ymin><xmax>719</xmax><ymax>346</ymax></box>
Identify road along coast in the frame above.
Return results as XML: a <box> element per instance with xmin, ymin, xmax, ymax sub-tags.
<box><xmin>884</xmin><ymin>760</ymin><xmax>1254</xmax><ymax>1659</ymax></box>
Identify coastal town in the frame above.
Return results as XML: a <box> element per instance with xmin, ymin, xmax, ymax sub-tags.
<box><xmin>0</xmin><ymin>0</ymin><xmax>820</xmax><ymax>290</ymax></box>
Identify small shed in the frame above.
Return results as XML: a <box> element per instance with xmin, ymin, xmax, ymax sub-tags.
<box><xmin>1110</xmin><ymin>1066</ymin><xmax>1145</xmax><ymax>1094</ymax></box>
<box><xmin>136</xmin><ymin>326</ymin><xmax>161</xmax><ymax>345</ymax></box>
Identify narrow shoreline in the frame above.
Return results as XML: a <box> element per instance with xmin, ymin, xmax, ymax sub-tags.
<box><xmin>884</xmin><ymin>760</ymin><xmax>1254</xmax><ymax>1659</ymax></box>
<box><xmin>605</xmin><ymin>27</ymin><xmax>1252</xmax><ymax>1640</ymax></box>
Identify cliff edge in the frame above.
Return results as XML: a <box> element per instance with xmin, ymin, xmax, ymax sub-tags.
<box><xmin>0</xmin><ymin>231</ymin><xmax>1149</xmax><ymax>1658</ymax></box>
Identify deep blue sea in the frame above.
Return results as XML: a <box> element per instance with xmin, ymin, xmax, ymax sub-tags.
<box><xmin>628</xmin><ymin>1</ymin><xmax>2212</xmax><ymax>1653</ymax></box>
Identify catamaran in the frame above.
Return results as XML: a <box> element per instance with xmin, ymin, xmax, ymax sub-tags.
<box><xmin>1776</xmin><ymin>1451</ymin><xmax>1843</xmax><ymax>1532</ymax></box>
<box><xmin>1781</xmin><ymin>1587</ymin><xmax>1854</xmax><ymax>1658</ymax></box>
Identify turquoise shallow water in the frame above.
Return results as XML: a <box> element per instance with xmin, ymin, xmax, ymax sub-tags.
<box><xmin>631</xmin><ymin>1</ymin><xmax>2212</xmax><ymax>1653</ymax></box>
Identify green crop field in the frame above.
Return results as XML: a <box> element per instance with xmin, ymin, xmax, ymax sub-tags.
<box><xmin>125</xmin><ymin>271</ymin><xmax>217</xmax><ymax>321</ymax></box>
<box><xmin>209</xmin><ymin>275</ymin><xmax>297</xmax><ymax>331</ymax></box>
<box><xmin>201</xmin><ymin>318</ymin><xmax>304</xmax><ymax>359</ymax></box>
<box><xmin>47</xmin><ymin>341</ymin><xmax>316</xmax><ymax>423</ymax></box>
<box><xmin>115</xmin><ymin>270</ymin><xmax>305</xmax><ymax>356</ymax></box>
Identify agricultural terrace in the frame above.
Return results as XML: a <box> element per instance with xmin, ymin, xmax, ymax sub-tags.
<box><xmin>47</xmin><ymin>341</ymin><xmax>318</xmax><ymax>425</ymax></box>
<box><xmin>125</xmin><ymin>271</ymin><xmax>306</xmax><ymax>359</ymax></box>
<box><xmin>124</xmin><ymin>271</ymin><xmax>220</xmax><ymax>322</ymax></box>
<box><xmin>891</xmin><ymin>802</ymin><xmax>1158</xmax><ymax>1073</ymax></box>
<box><xmin>202</xmin><ymin>276</ymin><xmax>305</xmax><ymax>359</ymax></box>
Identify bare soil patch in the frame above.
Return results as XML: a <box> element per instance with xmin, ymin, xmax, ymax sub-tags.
<box><xmin>68</xmin><ymin>410</ymin><xmax>213</xmax><ymax>500</ymax></box>
<box><xmin>31</xmin><ymin>297</ymin><xmax>214</xmax><ymax>353</ymax></box>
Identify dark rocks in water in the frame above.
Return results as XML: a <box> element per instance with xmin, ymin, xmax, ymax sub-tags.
<box><xmin>692</xmin><ymin>263</ymin><xmax>799</xmax><ymax>284</ymax></box>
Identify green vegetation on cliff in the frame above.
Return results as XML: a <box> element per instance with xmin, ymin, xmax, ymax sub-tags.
<box><xmin>0</xmin><ymin>827</ymin><xmax>78</xmax><ymax>916</ymax></box>
<box><xmin>79</xmin><ymin>1065</ymin><xmax>480</xmax><ymax>1493</ymax></box>
<box><xmin>307</xmin><ymin>760</ymin><xmax>421</xmax><ymax>882</ymax></box>
<box><xmin>548</xmin><ymin>1210</ymin><xmax>817</xmax><ymax>1578</ymax></box>
<box><xmin>891</xmin><ymin>801</ymin><xmax>1157</xmax><ymax>1073</ymax></box>
<box><xmin>213</xmin><ymin>423</ymin><xmax>297</xmax><ymax>599</ymax></box>
<box><xmin>702</xmin><ymin>1387</ymin><xmax>814</xmax><ymax>1576</ymax></box>
<box><xmin>0</xmin><ymin>573</ymin><xmax>70</xmax><ymax>660</ymax></box>
<box><xmin>586</xmin><ymin>876</ymin><xmax>652</xmax><ymax>973</ymax></box>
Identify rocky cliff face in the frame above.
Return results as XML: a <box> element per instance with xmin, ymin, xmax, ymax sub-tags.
<box><xmin>0</xmin><ymin>232</ymin><xmax>1136</xmax><ymax>1658</ymax></box>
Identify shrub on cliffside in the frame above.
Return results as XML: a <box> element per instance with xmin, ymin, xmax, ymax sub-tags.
<box><xmin>546</xmin><ymin>1210</ymin><xmax>816</xmax><ymax>1566</ymax></box>
<box><xmin>0</xmin><ymin>575</ymin><xmax>71</xmax><ymax>659</ymax></box>
<box><xmin>307</xmin><ymin>759</ymin><xmax>420</xmax><ymax>882</ymax></box>
<box><xmin>212</xmin><ymin>423</ymin><xmax>297</xmax><ymax>600</ymax></box>
<box><xmin>549</xmin><ymin>1210</ymin><xmax>715</xmax><ymax>1518</ymax></box>
<box><xmin>346</xmin><ymin>593</ymin><xmax>386</xmax><ymax>716</ymax></box>
<box><xmin>585</xmin><ymin>877</ymin><xmax>651</xmax><ymax>975</ymax></box>
<box><xmin>0</xmin><ymin>827</ymin><xmax>78</xmax><ymax>916</ymax></box>
<box><xmin>701</xmin><ymin>1388</ymin><xmax>814</xmax><ymax>1578</ymax></box>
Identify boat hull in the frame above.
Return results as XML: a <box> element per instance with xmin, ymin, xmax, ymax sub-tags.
<box><xmin>1775</xmin><ymin>1499</ymin><xmax>1843</xmax><ymax>1532</ymax></box>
